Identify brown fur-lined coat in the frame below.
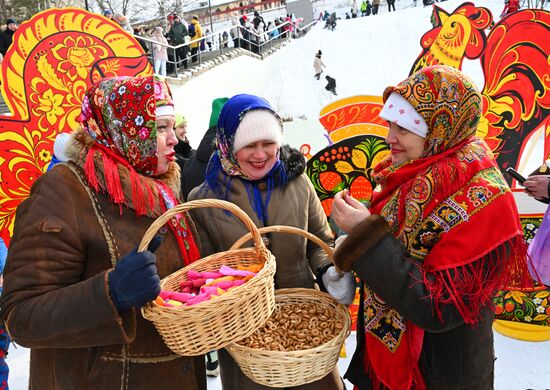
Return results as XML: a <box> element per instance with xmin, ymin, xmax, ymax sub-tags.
<box><xmin>0</xmin><ymin>130</ymin><xmax>205</xmax><ymax>390</ymax></box>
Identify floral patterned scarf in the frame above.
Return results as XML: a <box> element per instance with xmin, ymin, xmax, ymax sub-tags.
<box><xmin>362</xmin><ymin>66</ymin><xmax>529</xmax><ymax>390</ymax></box>
<box><xmin>78</xmin><ymin>75</ymin><xmax>199</xmax><ymax>265</ymax></box>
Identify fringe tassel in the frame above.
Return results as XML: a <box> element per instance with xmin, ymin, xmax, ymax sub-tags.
<box><xmin>101</xmin><ymin>151</ymin><xmax>125</xmax><ymax>206</ymax></box>
<box><xmin>502</xmin><ymin>238</ymin><xmax>534</xmax><ymax>289</ymax></box>
<box><xmin>412</xmin><ymin>364</ymin><xmax>425</xmax><ymax>390</ymax></box>
<box><xmin>424</xmin><ymin>235</ymin><xmax>531</xmax><ymax>325</ymax></box>
<box><xmin>130</xmin><ymin>168</ymin><xmax>147</xmax><ymax>216</ymax></box>
<box><xmin>362</xmin><ymin>338</ymin><xmax>426</xmax><ymax>390</ymax></box>
<box><xmin>84</xmin><ymin>147</ymin><xmax>100</xmax><ymax>192</ymax></box>
<box><xmin>155</xmin><ymin>181</ymin><xmax>200</xmax><ymax>266</ymax></box>
<box><xmin>364</xmin><ymin>356</ymin><xmax>383</xmax><ymax>390</ymax></box>
<box><xmin>82</xmin><ymin>143</ymin><xmax>162</xmax><ymax>217</ymax></box>
<box><xmin>146</xmin><ymin>184</ymin><xmax>156</xmax><ymax>214</ymax></box>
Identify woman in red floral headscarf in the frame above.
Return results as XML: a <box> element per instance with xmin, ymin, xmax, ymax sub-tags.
<box><xmin>0</xmin><ymin>75</ymin><xmax>204</xmax><ymax>390</ymax></box>
<box><xmin>331</xmin><ymin>65</ymin><xmax>531</xmax><ymax>390</ymax></box>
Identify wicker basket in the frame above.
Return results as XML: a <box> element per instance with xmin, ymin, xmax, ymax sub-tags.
<box><xmin>140</xmin><ymin>199</ymin><xmax>276</xmax><ymax>356</ymax></box>
<box><xmin>226</xmin><ymin>226</ymin><xmax>351</xmax><ymax>388</ymax></box>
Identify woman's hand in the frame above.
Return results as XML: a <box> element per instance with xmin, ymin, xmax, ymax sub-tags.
<box><xmin>524</xmin><ymin>175</ymin><xmax>550</xmax><ymax>199</ymax></box>
<box><xmin>331</xmin><ymin>190</ymin><xmax>371</xmax><ymax>234</ymax></box>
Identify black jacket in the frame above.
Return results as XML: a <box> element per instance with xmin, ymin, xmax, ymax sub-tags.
<box><xmin>338</xmin><ymin>216</ymin><xmax>496</xmax><ymax>390</ymax></box>
<box><xmin>175</xmin><ymin>139</ymin><xmax>195</xmax><ymax>163</ymax></box>
<box><xmin>325</xmin><ymin>76</ymin><xmax>336</xmax><ymax>91</ymax></box>
<box><xmin>181</xmin><ymin>126</ymin><xmax>217</xmax><ymax>200</ymax></box>
<box><xmin>0</xmin><ymin>29</ymin><xmax>15</xmax><ymax>56</ymax></box>
<box><xmin>167</xmin><ymin>21</ymin><xmax>188</xmax><ymax>45</ymax></box>
<box><xmin>252</xmin><ymin>15</ymin><xmax>265</xmax><ymax>30</ymax></box>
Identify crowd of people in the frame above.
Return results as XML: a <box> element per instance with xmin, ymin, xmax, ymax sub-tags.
<box><xmin>122</xmin><ymin>10</ymin><xmax>302</xmax><ymax>76</ymax></box>
<box><xmin>228</xmin><ymin>12</ymin><xmax>303</xmax><ymax>54</ymax></box>
<box><xmin>321</xmin><ymin>0</ymin><xmax>383</xmax><ymax>30</ymax></box>
<box><xmin>97</xmin><ymin>10</ymin><xmax>208</xmax><ymax>75</ymax></box>
<box><xmin>0</xmin><ymin>63</ymin><xmax>540</xmax><ymax>390</ymax></box>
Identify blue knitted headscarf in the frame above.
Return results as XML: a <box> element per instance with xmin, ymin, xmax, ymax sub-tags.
<box><xmin>204</xmin><ymin>94</ymin><xmax>288</xmax><ymax>224</ymax></box>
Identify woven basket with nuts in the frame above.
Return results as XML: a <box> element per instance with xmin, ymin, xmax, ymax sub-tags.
<box><xmin>239</xmin><ymin>300</ymin><xmax>345</xmax><ymax>351</ymax></box>
<box><xmin>226</xmin><ymin>226</ymin><xmax>351</xmax><ymax>388</ymax></box>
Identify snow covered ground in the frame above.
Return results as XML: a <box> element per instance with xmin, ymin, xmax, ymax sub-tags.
<box><xmin>7</xmin><ymin>0</ymin><xmax>550</xmax><ymax>388</ymax></box>
<box><xmin>9</xmin><ymin>330</ymin><xmax>550</xmax><ymax>389</ymax></box>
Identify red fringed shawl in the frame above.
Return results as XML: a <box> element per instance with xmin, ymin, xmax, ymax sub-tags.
<box><xmin>360</xmin><ymin>137</ymin><xmax>529</xmax><ymax>390</ymax></box>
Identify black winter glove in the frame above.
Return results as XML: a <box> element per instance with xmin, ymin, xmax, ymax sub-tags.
<box><xmin>108</xmin><ymin>236</ymin><xmax>163</xmax><ymax>312</ymax></box>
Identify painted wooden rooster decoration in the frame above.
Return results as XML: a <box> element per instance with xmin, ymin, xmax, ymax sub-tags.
<box><xmin>0</xmin><ymin>8</ymin><xmax>152</xmax><ymax>243</ymax></box>
<box><xmin>411</xmin><ymin>3</ymin><xmax>549</xmax><ymax>177</ymax></box>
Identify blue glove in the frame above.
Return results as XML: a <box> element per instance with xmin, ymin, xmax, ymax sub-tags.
<box><xmin>321</xmin><ymin>265</ymin><xmax>356</xmax><ymax>305</ymax></box>
<box><xmin>108</xmin><ymin>236</ymin><xmax>163</xmax><ymax>312</ymax></box>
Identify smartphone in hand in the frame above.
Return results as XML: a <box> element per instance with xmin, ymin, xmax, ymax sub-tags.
<box><xmin>505</xmin><ymin>167</ymin><xmax>526</xmax><ymax>185</ymax></box>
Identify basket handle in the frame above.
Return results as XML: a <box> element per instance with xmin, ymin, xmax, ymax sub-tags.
<box><xmin>138</xmin><ymin>199</ymin><xmax>265</xmax><ymax>254</ymax></box>
<box><xmin>229</xmin><ymin>225</ymin><xmax>334</xmax><ymax>260</ymax></box>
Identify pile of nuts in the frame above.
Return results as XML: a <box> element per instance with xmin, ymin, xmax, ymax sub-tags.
<box><xmin>238</xmin><ymin>302</ymin><xmax>344</xmax><ymax>351</ymax></box>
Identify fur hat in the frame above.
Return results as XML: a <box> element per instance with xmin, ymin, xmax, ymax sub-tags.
<box><xmin>233</xmin><ymin>109</ymin><xmax>282</xmax><ymax>152</ymax></box>
<box><xmin>53</xmin><ymin>132</ymin><xmax>71</xmax><ymax>162</ymax></box>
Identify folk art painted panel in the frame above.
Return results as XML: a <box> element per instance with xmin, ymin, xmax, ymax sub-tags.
<box><xmin>0</xmin><ymin>8</ymin><xmax>152</xmax><ymax>244</ymax></box>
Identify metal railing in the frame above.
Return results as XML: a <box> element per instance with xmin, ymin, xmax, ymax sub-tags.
<box><xmin>134</xmin><ymin>18</ymin><xmax>317</xmax><ymax>78</ymax></box>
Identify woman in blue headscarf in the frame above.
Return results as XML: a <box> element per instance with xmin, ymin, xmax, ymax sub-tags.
<box><xmin>188</xmin><ymin>94</ymin><xmax>347</xmax><ymax>390</ymax></box>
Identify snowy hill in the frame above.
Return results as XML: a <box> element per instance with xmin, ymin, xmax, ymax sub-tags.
<box><xmin>175</xmin><ymin>0</ymin><xmax>502</xmax><ymax>149</ymax></box>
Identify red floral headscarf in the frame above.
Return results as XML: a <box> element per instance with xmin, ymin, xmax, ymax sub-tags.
<box><xmin>77</xmin><ymin>76</ymin><xmax>200</xmax><ymax>266</ymax></box>
<box><xmin>80</xmin><ymin>75</ymin><xmax>173</xmax><ymax>177</ymax></box>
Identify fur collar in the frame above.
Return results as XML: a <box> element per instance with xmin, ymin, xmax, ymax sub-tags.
<box><xmin>279</xmin><ymin>144</ymin><xmax>305</xmax><ymax>181</ymax></box>
<box><xmin>65</xmin><ymin>128</ymin><xmax>182</xmax><ymax>218</ymax></box>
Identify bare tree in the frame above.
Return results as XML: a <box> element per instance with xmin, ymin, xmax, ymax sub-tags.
<box><xmin>91</xmin><ymin>0</ymin><xmax>175</xmax><ymax>22</ymax></box>
<box><xmin>1</xmin><ymin>0</ymin><xmax>89</xmax><ymax>24</ymax></box>
<box><xmin>1</xmin><ymin>0</ymin><xmax>204</xmax><ymax>27</ymax></box>
<box><xmin>0</xmin><ymin>0</ymin><xmax>8</xmax><ymax>24</ymax></box>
